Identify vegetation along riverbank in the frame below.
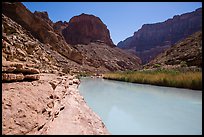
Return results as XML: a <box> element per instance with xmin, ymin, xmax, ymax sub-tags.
<box><xmin>103</xmin><ymin>69</ymin><xmax>202</xmax><ymax>90</ymax></box>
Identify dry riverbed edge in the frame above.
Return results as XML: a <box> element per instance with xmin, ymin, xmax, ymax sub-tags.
<box><xmin>2</xmin><ymin>73</ymin><xmax>110</xmax><ymax>135</ymax></box>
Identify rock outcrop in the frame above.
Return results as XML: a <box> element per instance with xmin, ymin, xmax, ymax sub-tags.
<box><xmin>2</xmin><ymin>61</ymin><xmax>40</xmax><ymax>82</ymax></box>
<box><xmin>2</xmin><ymin>4</ymin><xmax>83</xmax><ymax>73</ymax></box>
<box><xmin>72</xmin><ymin>42</ymin><xmax>141</xmax><ymax>73</ymax></box>
<box><xmin>145</xmin><ymin>31</ymin><xmax>202</xmax><ymax>69</ymax></box>
<box><xmin>2</xmin><ymin>73</ymin><xmax>109</xmax><ymax>135</ymax></box>
<box><xmin>118</xmin><ymin>8</ymin><xmax>202</xmax><ymax>64</ymax></box>
<box><xmin>2</xmin><ymin>2</ymin><xmax>142</xmax><ymax>135</ymax></box>
<box><xmin>2</xmin><ymin>2</ymin><xmax>141</xmax><ymax>72</ymax></box>
<box><xmin>2</xmin><ymin>2</ymin><xmax>76</xmax><ymax>62</ymax></box>
<box><xmin>53</xmin><ymin>21</ymin><xmax>69</xmax><ymax>35</ymax></box>
<box><xmin>62</xmin><ymin>13</ymin><xmax>115</xmax><ymax>47</ymax></box>
<box><xmin>2</xmin><ymin>13</ymin><xmax>61</xmax><ymax>73</ymax></box>
<box><xmin>34</xmin><ymin>11</ymin><xmax>53</xmax><ymax>28</ymax></box>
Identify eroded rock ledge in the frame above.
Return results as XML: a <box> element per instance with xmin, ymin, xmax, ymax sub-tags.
<box><xmin>2</xmin><ymin>61</ymin><xmax>40</xmax><ymax>82</ymax></box>
<box><xmin>2</xmin><ymin>73</ymin><xmax>109</xmax><ymax>135</ymax></box>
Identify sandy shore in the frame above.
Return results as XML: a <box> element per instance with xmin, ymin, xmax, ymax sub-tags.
<box><xmin>2</xmin><ymin>73</ymin><xmax>109</xmax><ymax>135</ymax></box>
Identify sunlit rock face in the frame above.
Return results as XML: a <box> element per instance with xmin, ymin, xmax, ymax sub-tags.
<box><xmin>62</xmin><ymin>13</ymin><xmax>115</xmax><ymax>47</ymax></box>
<box><xmin>2</xmin><ymin>2</ymin><xmax>72</xmax><ymax>60</ymax></box>
<box><xmin>2</xmin><ymin>2</ymin><xmax>141</xmax><ymax>73</ymax></box>
<box><xmin>117</xmin><ymin>8</ymin><xmax>202</xmax><ymax>64</ymax></box>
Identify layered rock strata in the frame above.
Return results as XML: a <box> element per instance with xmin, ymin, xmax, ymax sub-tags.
<box><xmin>118</xmin><ymin>8</ymin><xmax>202</xmax><ymax>64</ymax></box>
<box><xmin>2</xmin><ymin>61</ymin><xmax>40</xmax><ymax>82</ymax></box>
<box><xmin>2</xmin><ymin>10</ymin><xmax>141</xmax><ymax>73</ymax></box>
<box><xmin>2</xmin><ymin>2</ymin><xmax>82</xmax><ymax>64</ymax></box>
<box><xmin>2</xmin><ymin>13</ymin><xmax>61</xmax><ymax>73</ymax></box>
<box><xmin>2</xmin><ymin>2</ymin><xmax>141</xmax><ymax>72</ymax></box>
<box><xmin>2</xmin><ymin>12</ymin><xmax>83</xmax><ymax>73</ymax></box>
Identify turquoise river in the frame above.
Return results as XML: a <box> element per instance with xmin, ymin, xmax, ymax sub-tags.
<box><xmin>78</xmin><ymin>78</ymin><xmax>202</xmax><ymax>135</ymax></box>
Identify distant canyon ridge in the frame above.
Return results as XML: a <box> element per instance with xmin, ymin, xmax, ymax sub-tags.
<box><xmin>117</xmin><ymin>8</ymin><xmax>202</xmax><ymax>64</ymax></box>
<box><xmin>2</xmin><ymin>2</ymin><xmax>202</xmax><ymax>74</ymax></box>
<box><xmin>2</xmin><ymin>2</ymin><xmax>141</xmax><ymax>74</ymax></box>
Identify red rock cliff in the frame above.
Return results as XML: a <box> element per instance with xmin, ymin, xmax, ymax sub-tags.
<box><xmin>117</xmin><ymin>8</ymin><xmax>202</xmax><ymax>64</ymax></box>
<box><xmin>62</xmin><ymin>13</ymin><xmax>115</xmax><ymax>47</ymax></box>
<box><xmin>2</xmin><ymin>2</ymin><xmax>84</xmax><ymax>64</ymax></box>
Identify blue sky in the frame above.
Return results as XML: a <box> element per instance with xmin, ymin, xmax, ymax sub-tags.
<box><xmin>23</xmin><ymin>2</ymin><xmax>202</xmax><ymax>45</ymax></box>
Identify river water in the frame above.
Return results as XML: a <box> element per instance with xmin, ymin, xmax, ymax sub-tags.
<box><xmin>78</xmin><ymin>78</ymin><xmax>202</xmax><ymax>135</ymax></box>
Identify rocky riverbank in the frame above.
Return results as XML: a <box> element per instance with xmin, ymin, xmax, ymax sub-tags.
<box><xmin>2</xmin><ymin>72</ymin><xmax>109</xmax><ymax>135</ymax></box>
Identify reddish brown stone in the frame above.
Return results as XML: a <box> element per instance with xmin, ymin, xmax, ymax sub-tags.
<box><xmin>146</xmin><ymin>31</ymin><xmax>202</xmax><ymax>68</ymax></box>
<box><xmin>118</xmin><ymin>8</ymin><xmax>202</xmax><ymax>64</ymax></box>
<box><xmin>2</xmin><ymin>2</ymin><xmax>73</xmax><ymax>61</ymax></box>
<box><xmin>24</xmin><ymin>74</ymin><xmax>40</xmax><ymax>81</ymax></box>
<box><xmin>62</xmin><ymin>13</ymin><xmax>115</xmax><ymax>47</ymax></box>
<box><xmin>53</xmin><ymin>21</ymin><xmax>69</xmax><ymax>35</ymax></box>
<box><xmin>2</xmin><ymin>73</ymin><xmax>24</xmax><ymax>82</ymax></box>
<box><xmin>34</xmin><ymin>11</ymin><xmax>53</xmax><ymax>27</ymax></box>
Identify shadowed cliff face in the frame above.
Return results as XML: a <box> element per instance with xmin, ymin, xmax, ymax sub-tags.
<box><xmin>145</xmin><ymin>31</ymin><xmax>202</xmax><ymax>69</ymax></box>
<box><xmin>118</xmin><ymin>8</ymin><xmax>202</xmax><ymax>64</ymax></box>
<box><xmin>62</xmin><ymin>13</ymin><xmax>115</xmax><ymax>47</ymax></box>
<box><xmin>53</xmin><ymin>21</ymin><xmax>69</xmax><ymax>35</ymax></box>
<box><xmin>34</xmin><ymin>11</ymin><xmax>53</xmax><ymax>28</ymax></box>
